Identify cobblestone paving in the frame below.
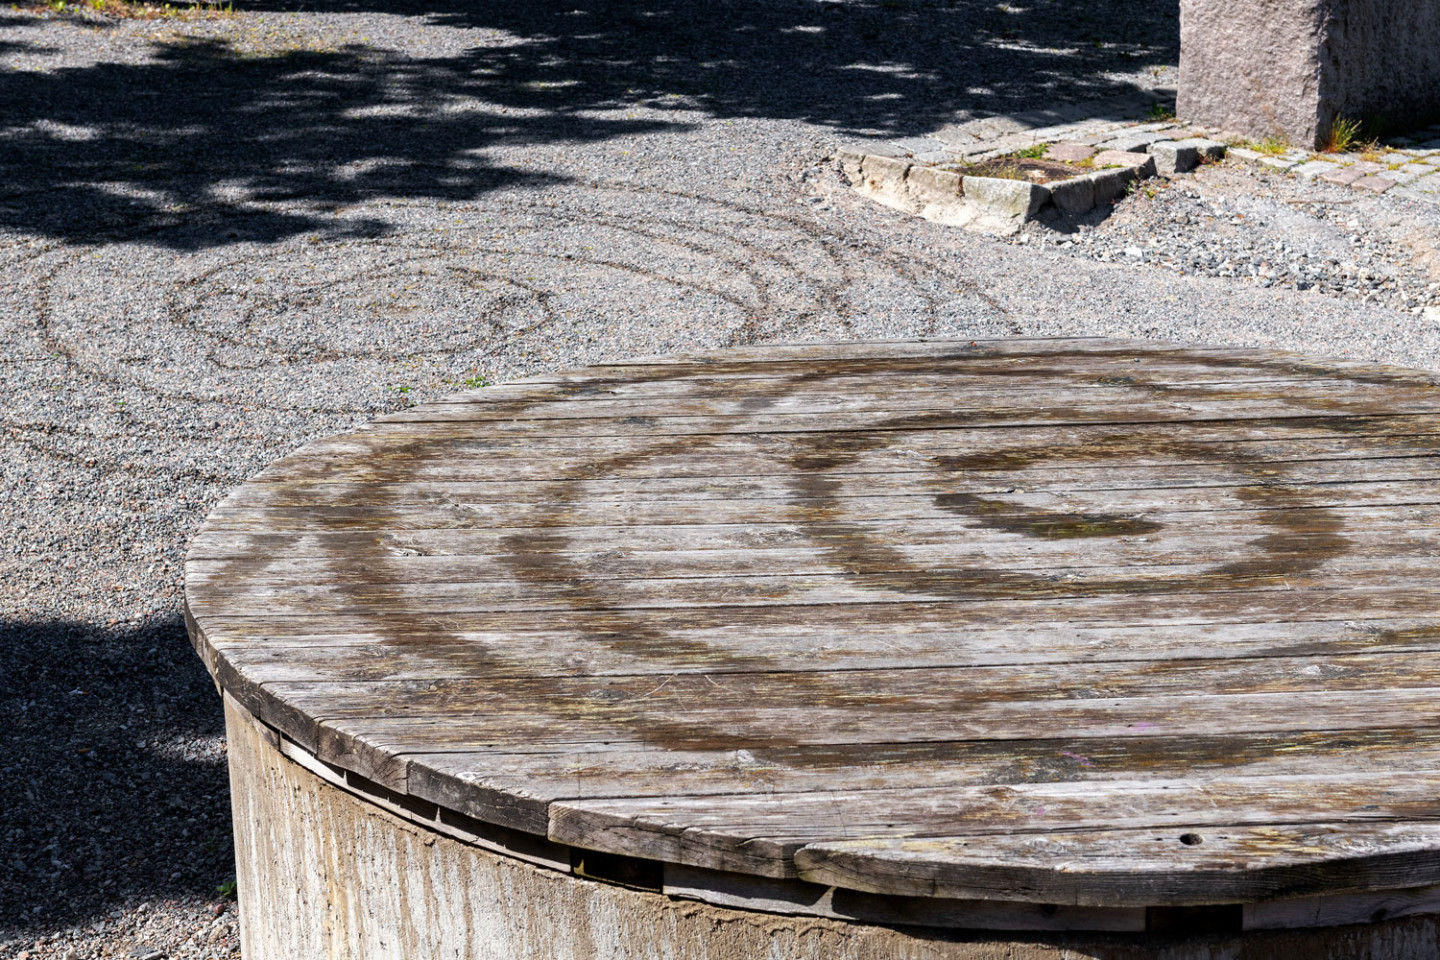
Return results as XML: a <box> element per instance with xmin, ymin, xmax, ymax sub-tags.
<box><xmin>874</xmin><ymin>92</ymin><xmax>1440</xmax><ymax>206</ymax></box>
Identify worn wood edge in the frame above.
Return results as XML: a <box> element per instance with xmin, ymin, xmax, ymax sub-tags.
<box><xmin>222</xmin><ymin>689</ymin><xmax>570</xmax><ymax>871</ymax></box>
<box><xmin>213</xmin><ymin>691</ymin><xmax>1150</xmax><ymax>932</ymax></box>
<box><xmin>661</xmin><ymin>862</ymin><xmax>1148</xmax><ymax>932</ymax></box>
<box><xmin>793</xmin><ymin>828</ymin><xmax>1440</xmax><ymax>909</ymax></box>
<box><xmin>218</xmin><ymin>689</ymin><xmax>1440</xmax><ymax>929</ymax></box>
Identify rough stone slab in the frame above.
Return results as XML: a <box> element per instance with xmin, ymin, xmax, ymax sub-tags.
<box><xmin>1260</xmin><ymin>156</ymin><xmax>1300</xmax><ymax>171</ymax></box>
<box><xmin>961</xmin><ymin>176</ymin><xmax>1049</xmax><ymax>217</ymax></box>
<box><xmin>1086</xmin><ymin>167</ymin><xmax>1139</xmax><ymax>204</ymax></box>
<box><xmin>1348</xmin><ymin>161</ymin><xmax>1388</xmax><ymax>175</ymax></box>
<box><xmin>1353</xmin><ymin>175</ymin><xmax>1397</xmax><ymax>194</ymax></box>
<box><xmin>1320</xmin><ymin>166</ymin><xmax>1368</xmax><ymax>186</ymax></box>
<box><xmin>1011</xmin><ymin>110</ymin><xmax>1066</xmax><ymax>130</ymax></box>
<box><xmin>1399</xmin><ymin>164</ymin><xmax>1434</xmax><ymax>176</ymax></box>
<box><xmin>859</xmin><ymin>154</ymin><xmax>912</xmax><ymax>188</ymax></box>
<box><xmin>1149</xmin><ymin>141</ymin><xmax>1199</xmax><ymax>176</ymax></box>
<box><xmin>1099</xmin><ymin>131</ymin><xmax>1169</xmax><ymax>154</ymax></box>
<box><xmin>1187</xmin><ymin>139</ymin><xmax>1228</xmax><ymax>161</ymax></box>
<box><xmin>1292</xmin><ymin>161</ymin><xmax>1340</xmax><ymax>181</ymax></box>
<box><xmin>965</xmin><ymin>117</ymin><xmax>1031</xmax><ymax>140</ymax></box>
<box><xmin>1046</xmin><ymin>142</ymin><xmax>1096</xmax><ymax>163</ymax></box>
<box><xmin>907</xmin><ymin>165</ymin><xmax>962</xmax><ymax>198</ymax></box>
<box><xmin>1092</xmin><ymin>151</ymin><xmax>1157</xmax><ymax>177</ymax></box>
<box><xmin>1125</xmin><ymin>121</ymin><xmax>1180</xmax><ymax>135</ymax></box>
<box><xmin>1228</xmin><ymin>147</ymin><xmax>1264</xmax><ymax>163</ymax></box>
<box><xmin>891</xmin><ymin>138</ymin><xmax>949</xmax><ymax>156</ymax></box>
<box><xmin>1384</xmin><ymin>168</ymin><xmax>1427</xmax><ymax>185</ymax></box>
<box><xmin>1046</xmin><ymin>174</ymin><xmax>1096</xmax><ymax>215</ymax></box>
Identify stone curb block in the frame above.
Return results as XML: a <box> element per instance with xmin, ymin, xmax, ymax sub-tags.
<box><xmin>1188</xmin><ymin>139</ymin><xmax>1228</xmax><ymax>162</ymax></box>
<box><xmin>839</xmin><ymin>137</ymin><xmax>1176</xmax><ymax>232</ymax></box>
<box><xmin>1087</xmin><ymin>166</ymin><xmax>1140</xmax><ymax>205</ymax></box>
<box><xmin>1150</xmin><ymin>140</ymin><xmax>1203</xmax><ymax>175</ymax></box>
<box><xmin>1092</xmin><ymin>151</ymin><xmax>1157</xmax><ymax>177</ymax></box>
<box><xmin>962</xmin><ymin>176</ymin><xmax>1050</xmax><ymax>220</ymax></box>
<box><xmin>907</xmin><ymin>165</ymin><xmax>962</xmax><ymax>199</ymax></box>
<box><xmin>1047</xmin><ymin>174</ymin><xmax>1096</xmax><ymax>215</ymax></box>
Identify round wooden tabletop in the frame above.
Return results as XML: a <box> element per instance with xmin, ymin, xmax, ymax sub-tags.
<box><xmin>186</xmin><ymin>338</ymin><xmax>1440</xmax><ymax>911</ymax></box>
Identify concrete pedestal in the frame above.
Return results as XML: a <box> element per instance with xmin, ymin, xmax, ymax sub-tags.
<box><xmin>224</xmin><ymin>697</ymin><xmax>1440</xmax><ymax>960</ymax></box>
<box><xmin>1179</xmin><ymin>0</ymin><xmax>1440</xmax><ymax>148</ymax></box>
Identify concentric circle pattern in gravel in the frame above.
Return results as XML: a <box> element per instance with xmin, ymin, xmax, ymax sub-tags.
<box><xmin>4</xmin><ymin>1</ymin><xmax>1440</xmax><ymax>957</ymax></box>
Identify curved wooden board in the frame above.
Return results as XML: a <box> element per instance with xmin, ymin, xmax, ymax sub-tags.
<box><xmin>184</xmin><ymin>337</ymin><xmax>1440</xmax><ymax>906</ymax></box>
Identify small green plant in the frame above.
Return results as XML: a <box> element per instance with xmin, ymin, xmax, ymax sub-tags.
<box><xmin>1146</xmin><ymin>101</ymin><xmax>1176</xmax><ymax>122</ymax></box>
<box><xmin>461</xmin><ymin>375</ymin><xmax>491</xmax><ymax>389</ymax></box>
<box><xmin>217</xmin><ymin>879</ymin><xmax>237</xmax><ymax>900</ymax></box>
<box><xmin>1322</xmin><ymin>116</ymin><xmax>1363</xmax><ymax>154</ymax></box>
<box><xmin>1256</xmin><ymin>136</ymin><xmax>1289</xmax><ymax>155</ymax></box>
<box><xmin>1011</xmin><ymin>144</ymin><xmax>1047</xmax><ymax>159</ymax></box>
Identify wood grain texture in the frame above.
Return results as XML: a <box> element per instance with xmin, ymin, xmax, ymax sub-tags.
<box><xmin>185</xmin><ymin>338</ymin><xmax>1440</xmax><ymax>908</ymax></box>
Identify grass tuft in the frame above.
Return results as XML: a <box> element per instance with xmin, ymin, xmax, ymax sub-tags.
<box><xmin>1322</xmin><ymin>116</ymin><xmax>1364</xmax><ymax>154</ymax></box>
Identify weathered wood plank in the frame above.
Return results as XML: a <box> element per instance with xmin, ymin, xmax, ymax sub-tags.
<box><xmin>210</xmin><ymin>454</ymin><xmax>1440</xmax><ymax>515</ymax></box>
<box><xmin>380</xmin><ymin>378</ymin><xmax>1440</xmax><ymax>429</ymax></box>
<box><xmin>399</xmin><ymin>728</ymin><xmax>1440</xmax><ymax>829</ymax></box>
<box><xmin>185</xmin><ymin>502</ymin><xmax>1440</xmax><ymax>559</ymax></box>
<box><xmin>546</xmin><ymin>771</ymin><xmax>1440</xmax><ymax>879</ymax></box>
<box><xmin>249</xmin><ymin>426</ymin><xmax>1440</xmax><ymax>485</ymax></box>
<box><xmin>290</xmin><ymin>395</ymin><xmax>1440</xmax><ymax>456</ymax></box>
<box><xmin>183</xmin><ymin>567</ymin><xmax>1440</xmax><ymax>619</ymax></box>
<box><xmin>184</xmin><ymin>526</ymin><xmax>1433</xmax><ymax>579</ymax></box>
<box><xmin>196</xmin><ymin>614</ymin><xmax>1440</xmax><ymax>675</ymax></box>
<box><xmin>261</xmin><ymin>684</ymin><xmax>1440</xmax><ymax>793</ymax></box>
<box><xmin>196</xmin><ymin>481</ymin><xmax>1440</xmax><ymax>535</ymax></box>
<box><xmin>1244</xmin><ymin>882</ymin><xmax>1440</xmax><ymax>930</ymax></box>
<box><xmin>662</xmin><ymin>862</ymin><xmax>1148</xmax><ymax>932</ymax></box>
<box><xmin>793</xmin><ymin>824</ymin><xmax>1440</xmax><ymax>907</ymax></box>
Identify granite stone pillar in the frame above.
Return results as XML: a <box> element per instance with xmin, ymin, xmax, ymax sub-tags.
<box><xmin>1178</xmin><ymin>0</ymin><xmax>1440</xmax><ymax>149</ymax></box>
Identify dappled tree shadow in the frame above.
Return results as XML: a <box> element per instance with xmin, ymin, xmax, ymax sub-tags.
<box><xmin>0</xmin><ymin>615</ymin><xmax>233</xmax><ymax>933</ymax></box>
<box><xmin>0</xmin><ymin>0</ymin><xmax>1178</xmax><ymax>248</ymax></box>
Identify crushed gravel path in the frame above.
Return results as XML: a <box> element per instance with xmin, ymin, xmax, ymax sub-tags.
<box><xmin>4</xmin><ymin>1</ymin><xmax>1440</xmax><ymax>957</ymax></box>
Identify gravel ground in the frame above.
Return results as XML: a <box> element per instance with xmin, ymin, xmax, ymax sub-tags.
<box><xmin>1024</xmin><ymin>162</ymin><xmax>1440</xmax><ymax>317</ymax></box>
<box><xmin>4</xmin><ymin>0</ymin><xmax>1440</xmax><ymax>957</ymax></box>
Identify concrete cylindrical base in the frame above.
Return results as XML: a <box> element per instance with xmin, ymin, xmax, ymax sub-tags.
<box><xmin>225</xmin><ymin>698</ymin><xmax>1440</xmax><ymax>960</ymax></box>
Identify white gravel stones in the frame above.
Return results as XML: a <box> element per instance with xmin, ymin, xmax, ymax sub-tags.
<box><xmin>1023</xmin><ymin>164</ymin><xmax>1440</xmax><ymax>318</ymax></box>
